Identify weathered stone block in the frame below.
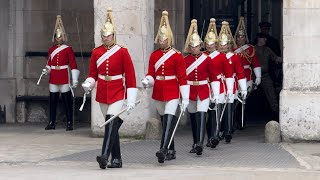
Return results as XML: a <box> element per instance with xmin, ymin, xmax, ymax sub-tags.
<box><xmin>265</xmin><ymin>121</ymin><xmax>281</xmax><ymax>143</ymax></box>
<box><xmin>145</xmin><ymin>118</ymin><xmax>162</xmax><ymax>140</ymax></box>
<box><xmin>280</xmin><ymin>90</ymin><xmax>320</xmax><ymax>142</ymax></box>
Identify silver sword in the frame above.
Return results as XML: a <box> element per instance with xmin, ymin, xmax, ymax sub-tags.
<box><xmin>167</xmin><ymin>106</ymin><xmax>185</xmax><ymax>149</ymax></box>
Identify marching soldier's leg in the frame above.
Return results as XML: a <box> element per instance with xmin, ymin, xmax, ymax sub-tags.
<box><xmin>156</xmin><ymin>114</ymin><xmax>177</xmax><ymax>163</ymax></box>
<box><xmin>206</xmin><ymin>103</ymin><xmax>214</xmax><ymax>147</ymax></box>
<box><xmin>161</xmin><ymin>115</ymin><xmax>176</xmax><ymax>161</ymax></box>
<box><xmin>209</xmin><ymin>103</ymin><xmax>221</xmax><ymax>148</ymax></box>
<box><xmin>225</xmin><ymin>103</ymin><xmax>233</xmax><ymax>143</ymax></box>
<box><xmin>45</xmin><ymin>85</ymin><xmax>60</xmax><ymax>130</ymax></box>
<box><xmin>108</xmin><ymin>117</ymin><xmax>123</xmax><ymax>168</ymax></box>
<box><xmin>61</xmin><ymin>89</ymin><xmax>73</xmax><ymax>131</ymax></box>
<box><xmin>97</xmin><ymin>101</ymin><xmax>123</xmax><ymax>169</ymax></box>
<box><xmin>189</xmin><ymin>113</ymin><xmax>197</xmax><ymax>153</ymax></box>
<box><xmin>195</xmin><ymin>111</ymin><xmax>206</xmax><ymax>155</ymax></box>
<box><xmin>187</xmin><ymin>100</ymin><xmax>197</xmax><ymax>153</ymax></box>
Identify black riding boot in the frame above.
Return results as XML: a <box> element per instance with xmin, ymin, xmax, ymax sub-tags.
<box><xmin>160</xmin><ymin>115</ymin><xmax>176</xmax><ymax>160</ymax></box>
<box><xmin>108</xmin><ymin>118</ymin><xmax>123</xmax><ymax>168</ymax></box>
<box><xmin>61</xmin><ymin>91</ymin><xmax>73</xmax><ymax>131</ymax></box>
<box><xmin>208</xmin><ymin>104</ymin><xmax>222</xmax><ymax>148</ymax></box>
<box><xmin>45</xmin><ymin>92</ymin><xmax>59</xmax><ymax>130</ymax></box>
<box><xmin>206</xmin><ymin>104</ymin><xmax>214</xmax><ymax>147</ymax></box>
<box><xmin>189</xmin><ymin>113</ymin><xmax>197</xmax><ymax>153</ymax></box>
<box><xmin>96</xmin><ymin>115</ymin><xmax>118</xmax><ymax>169</ymax></box>
<box><xmin>195</xmin><ymin>112</ymin><xmax>206</xmax><ymax>155</ymax></box>
<box><xmin>156</xmin><ymin>114</ymin><xmax>177</xmax><ymax>163</ymax></box>
<box><xmin>224</xmin><ymin>103</ymin><xmax>233</xmax><ymax>143</ymax></box>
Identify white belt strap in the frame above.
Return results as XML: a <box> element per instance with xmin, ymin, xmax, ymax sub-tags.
<box><xmin>50</xmin><ymin>45</ymin><xmax>68</xmax><ymax>60</ymax></box>
<box><xmin>186</xmin><ymin>54</ymin><xmax>208</xmax><ymax>75</ymax></box>
<box><xmin>96</xmin><ymin>45</ymin><xmax>121</xmax><ymax>68</ymax></box>
<box><xmin>155</xmin><ymin>75</ymin><xmax>176</xmax><ymax>80</ymax></box>
<box><xmin>226</xmin><ymin>52</ymin><xmax>234</xmax><ymax>59</ymax></box>
<box><xmin>234</xmin><ymin>44</ymin><xmax>250</xmax><ymax>54</ymax></box>
<box><xmin>209</xmin><ymin>50</ymin><xmax>220</xmax><ymax>59</ymax></box>
<box><xmin>243</xmin><ymin>65</ymin><xmax>251</xmax><ymax>69</ymax></box>
<box><xmin>98</xmin><ymin>74</ymin><xmax>123</xmax><ymax>81</ymax></box>
<box><xmin>187</xmin><ymin>80</ymin><xmax>208</xmax><ymax>86</ymax></box>
<box><xmin>155</xmin><ymin>49</ymin><xmax>176</xmax><ymax>71</ymax></box>
<box><xmin>51</xmin><ymin>65</ymin><xmax>69</xmax><ymax>70</ymax></box>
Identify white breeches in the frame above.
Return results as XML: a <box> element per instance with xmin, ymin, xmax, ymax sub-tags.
<box><xmin>154</xmin><ymin>99</ymin><xmax>180</xmax><ymax>116</ymax></box>
<box><xmin>218</xmin><ymin>93</ymin><xmax>236</xmax><ymax>104</ymax></box>
<box><xmin>187</xmin><ymin>97</ymin><xmax>210</xmax><ymax>113</ymax></box>
<box><xmin>49</xmin><ymin>84</ymin><xmax>70</xmax><ymax>93</ymax></box>
<box><xmin>99</xmin><ymin>100</ymin><xmax>125</xmax><ymax>117</ymax></box>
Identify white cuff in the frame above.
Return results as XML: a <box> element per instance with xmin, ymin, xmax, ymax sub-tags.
<box><xmin>45</xmin><ymin>65</ymin><xmax>51</xmax><ymax>70</ymax></box>
<box><xmin>146</xmin><ymin>75</ymin><xmax>155</xmax><ymax>86</ymax></box>
<box><xmin>85</xmin><ymin>77</ymin><xmax>96</xmax><ymax>89</ymax></box>
<box><xmin>127</xmin><ymin>88</ymin><xmax>138</xmax><ymax>104</ymax></box>
<box><xmin>253</xmin><ymin>67</ymin><xmax>261</xmax><ymax>78</ymax></box>
<box><xmin>210</xmin><ymin>81</ymin><xmax>220</xmax><ymax>96</ymax></box>
<box><xmin>179</xmin><ymin>85</ymin><xmax>190</xmax><ymax>100</ymax></box>
<box><xmin>71</xmin><ymin>69</ymin><xmax>80</xmax><ymax>82</ymax></box>
<box><xmin>238</xmin><ymin>78</ymin><xmax>247</xmax><ymax>92</ymax></box>
<box><xmin>226</xmin><ymin>78</ymin><xmax>235</xmax><ymax>93</ymax></box>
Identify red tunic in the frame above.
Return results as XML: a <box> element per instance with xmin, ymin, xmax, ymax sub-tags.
<box><xmin>205</xmin><ymin>51</ymin><xmax>234</xmax><ymax>94</ymax></box>
<box><xmin>87</xmin><ymin>44</ymin><xmax>136</xmax><ymax>104</ymax></box>
<box><xmin>233</xmin><ymin>44</ymin><xmax>260</xmax><ymax>81</ymax></box>
<box><xmin>47</xmin><ymin>45</ymin><xmax>78</xmax><ymax>84</ymax></box>
<box><xmin>224</xmin><ymin>52</ymin><xmax>246</xmax><ymax>93</ymax></box>
<box><xmin>147</xmin><ymin>48</ymin><xmax>187</xmax><ymax>101</ymax></box>
<box><xmin>184</xmin><ymin>53</ymin><xmax>210</xmax><ymax>101</ymax></box>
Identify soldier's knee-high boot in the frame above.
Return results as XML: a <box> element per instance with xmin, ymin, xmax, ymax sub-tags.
<box><xmin>208</xmin><ymin>104</ymin><xmax>221</xmax><ymax>148</ymax></box>
<box><xmin>224</xmin><ymin>103</ymin><xmax>233</xmax><ymax>143</ymax></box>
<box><xmin>160</xmin><ymin>115</ymin><xmax>176</xmax><ymax>160</ymax></box>
<box><xmin>189</xmin><ymin>113</ymin><xmax>197</xmax><ymax>153</ymax></box>
<box><xmin>61</xmin><ymin>91</ymin><xmax>73</xmax><ymax>131</ymax></box>
<box><xmin>108</xmin><ymin>118</ymin><xmax>123</xmax><ymax>168</ymax></box>
<box><xmin>97</xmin><ymin>115</ymin><xmax>118</xmax><ymax>169</ymax></box>
<box><xmin>195</xmin><ymin>112</ymin><xmax>206</xmax><ymax>155</ymax></box>
<box><xmin>45</xmin><ymin>92</ymin><xmax>59</xmax><ymax>130</ymax></box>
<box><xmin>206</xmin><ymin>104</ymin><xmax>214</xmax><ymax>147</ymax></box>
<box><xmin>156</xmin><ymin>114</ymin><xmax>177</xmax><ymax>163</ymax></box>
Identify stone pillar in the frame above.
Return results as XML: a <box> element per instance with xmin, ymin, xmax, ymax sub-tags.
<box><xmin>92</xmin><ymin>0</ymin><xmax>155</xmax><ymax>137</ymax></box>
<box><xmin>281</xmin><ymin>0</ymin><xmax>320</xmax><ymax>141</ymax></box>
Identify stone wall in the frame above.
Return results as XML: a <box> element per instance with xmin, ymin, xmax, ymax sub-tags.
<box><xmin>281</xmin><ymin>0</ymin><xmax>320</xmax><ymax>141</ymax></box>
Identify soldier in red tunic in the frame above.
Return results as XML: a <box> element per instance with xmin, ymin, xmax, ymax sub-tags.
<box><xmin>183</xmin><ymin>19</ymin><xmax>211</xmax><ymax>155</ymax></box>
<box><xmin>82</xmin><ymin>8</ymin><xmax>138</xmax><ymax>169</ymax></box>
<box><xmin>218</xmin><ymin>21</ymin><xmax>247</xmax><ymax>143</ymax></box>
<box><xmin>43</xmin><ymin>15</ymin><xmax>79</xmax><ymax>131</ymax></box>
<box><xmin>141</xmin><ymin>11</ymin><xmax>189</xmax><ymax>163</ymax></box>
<box><xmin>204</xmin><ymin>18</ymin><xmax>234</xmax><ymax>148</ymax></box>
<box><xmin>233</xmin><ymin>17</ymin><xmax>262</xmax><ymax>128</ymax></box>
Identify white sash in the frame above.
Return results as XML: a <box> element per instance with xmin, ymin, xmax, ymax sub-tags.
<box><xmin>50</xmin><ymin>45</ymin><xmax>69</xmax><ymax>60</ymax></box>
<box><xmin>186</xmin><ymin>54</ymin><xmax>207</xmax><ymax>75</ymax></box>
<box><xmin>209</xmin><ymin>50</ymin><xmax>220</xmax><ymax>59</ymax></box>
<box><xmin>234</xmin><ymin>44</ymin><xmax>250</xmax><ymax>54</ymax></box>
<box><xmin>154</xmin><ymin>49</ymin><xmax>176</xmax><ymax>71</ymax></box>
<box><xmin>96</xmin><ymin>45</ymin><xmax>121</xmax><ymax>68</ymax></box>
<box><xmin>226</xmin><ymin>52</ymin><xmax>234</xmax><ymax>59</ymax></box>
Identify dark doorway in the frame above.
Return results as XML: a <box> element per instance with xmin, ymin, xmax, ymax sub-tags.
<box><xmin>189</xmin><ymin>0</ymin><xmax>283</xmax><ymax>126</ymax></box>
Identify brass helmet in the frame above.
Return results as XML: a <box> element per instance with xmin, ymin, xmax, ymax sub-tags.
<box><xmin>204</xmin><ymin>18</ymin><xmax>218</xmax><ymax>45</ymax></box>
<box><xmin>218</xmin><ymin>21</ymin><xmax>235</xmax><ymax>47</ymax></box>
<box><xmin>184</xmin><ymin>19</ymin><xmax>202</xmax><ymax>53</ymax></box>
<box><xmin>234</xmin><ymin>17</ymin><xmax>249</xmax><ymax>43</ymax></box>
<box><xmin>155</xmin><ymin>11</ymin><xmax>174</xmax><ymax>45</ymax></box>
<box><xmin>52</xmin><ymin>15</ymin><xmax>67</xmax><ymax>42</ymax></box>
<box><xmin>101</xmin><ymin>8</ymin><xmax>116</xmax><ymax>42</ymax></box>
